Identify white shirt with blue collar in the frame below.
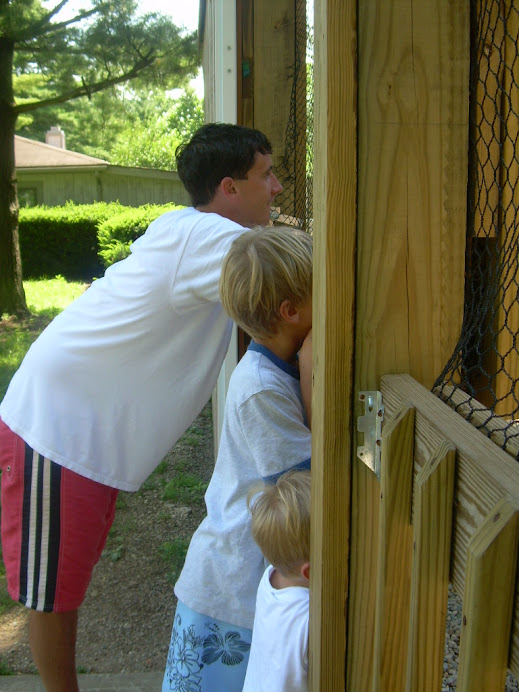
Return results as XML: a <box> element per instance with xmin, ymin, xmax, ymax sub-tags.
<box><xmin>174</xmin><ymin>342</ymin><xmax>311</xmax><ymax>630</ymax></box>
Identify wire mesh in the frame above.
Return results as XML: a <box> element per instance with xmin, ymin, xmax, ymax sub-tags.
<box><xmin>273</xmin><ymin>0</ymin><xmax>314</xmax><ymax>232</ymax></box>
<box><xmin>435</xmin><ymin>0</ymin><xmax>519</xmax><ymax>455</ymax></box>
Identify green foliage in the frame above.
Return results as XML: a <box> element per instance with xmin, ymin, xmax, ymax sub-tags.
<box><xmin>162</xmin><ymin>472</ymin><xmax>208</xmax><ymax>505</ymax></box>
<box><xmin>97</xmin><ymin>203</ymin><xmax>182</xmax><ymax>266</ymax></box>
<box><xmin>9</xmin><ymin>2</ymin><xmax>199</xmax><ymax>114</ymax></box>
<box><xmin>15</xmin><ymin>83</ymin><xmax>205</xmax><ymax>169</ymax></box>
<box><xmin>0</xmin><ymin>657</ymin><xmax>15</xmax><ymax>675</ymax></box>
<box><xmin>19</xmin><ymin>202</ymin><xmax>126</xmax><ymax>280</ymax></box>
<box><xmin>105</xmin><ymin>88</ymin><xmax>204</xmax><ymax>170</ymax></box>
<box><xmin>17</xmin><ymin>201</ymin><xmax>185</xmax><ymax>279</ymax></box>
<box><xmin>159</xmin><ymin>538</ymin><xmax>189</xmax><ymax>583</ymax></box>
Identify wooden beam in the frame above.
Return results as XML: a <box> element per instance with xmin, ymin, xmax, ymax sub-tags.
<box><xmin>309</xmin><ymin>0</ymin><xmax>357</xmax><ymax>690</ymax></box>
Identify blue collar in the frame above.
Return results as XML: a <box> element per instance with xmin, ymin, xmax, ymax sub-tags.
<box><xmin>247</xmin><ymin>341</ymin><xmax>300</xmax><ymax>380</ymax></box>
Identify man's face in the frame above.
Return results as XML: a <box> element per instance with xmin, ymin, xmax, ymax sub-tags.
<box><xmin>233</xmin><ymin>153</ymin><xmax>283</xmax><ymax>227</ymax></box>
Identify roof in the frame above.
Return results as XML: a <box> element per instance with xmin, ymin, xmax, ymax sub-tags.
<box><xmin>15</xmin><ymin>135</ymin><xmax>109</xmax><ymax>169</ymax></box>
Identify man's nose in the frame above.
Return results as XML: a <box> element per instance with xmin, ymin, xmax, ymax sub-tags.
<box><xmin>272</xmin><ymin>175</ymin><xmax>283</xmax><ymax>196</ymax></box>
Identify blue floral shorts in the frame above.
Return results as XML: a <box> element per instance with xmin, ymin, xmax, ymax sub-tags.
<box><xmin>162</xmin><ymin>600</ymin><xmax>252</xmax><ymax>692</ymax></box>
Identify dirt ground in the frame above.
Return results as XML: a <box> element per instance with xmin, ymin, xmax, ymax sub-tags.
<box><xmin>0</xmin><ymin>404</ymin><xmax>215</xmax><ymax>676</ymax></box>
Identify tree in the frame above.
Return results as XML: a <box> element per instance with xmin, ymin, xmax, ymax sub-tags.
<box><xmin>109</xmin><ymin>88</ymin><xmax>204</xmax><ymax>170</ymax></box>
<box><xmin>0</xmin><ymin>0</ymin><xmax>199</xmax><ymax>316</ymax></box>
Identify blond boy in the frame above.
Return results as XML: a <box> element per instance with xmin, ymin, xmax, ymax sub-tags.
<box><xmin>162</xmin><ymin>227</ymin><xmax>312</xmax><ymax>691</ymax></box>
<box><xmin>243</xmin><ymin>470</ymin><xmax>311</xmax><ymax>691</ymax></box>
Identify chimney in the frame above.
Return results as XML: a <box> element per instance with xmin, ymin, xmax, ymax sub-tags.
<box><xmin>46</xmin><ymin>126</ymin><xmax>66</xmax><ymax>149</ymax></box>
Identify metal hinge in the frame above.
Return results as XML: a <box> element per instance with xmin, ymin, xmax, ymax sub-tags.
<box><xmin>357</xmin><ymin>391</ymin><xmax>384</xmax><ymax>480</ymax></box>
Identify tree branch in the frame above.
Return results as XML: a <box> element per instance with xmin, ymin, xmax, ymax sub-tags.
<box><xmin>13</xmin><ymin>59</ymin><xmax>156</xmax><ymax>114</ymax></box>
<box><xmin>14</xmin><ymin>2</ymin><xmax>98</xmax><ymax>42</ymax></box>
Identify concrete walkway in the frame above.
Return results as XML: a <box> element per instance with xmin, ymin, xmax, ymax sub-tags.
<box><xmin>0</xmin><ymin>672</ymin><xmax>163</xmax><ymax>691</ymax></box>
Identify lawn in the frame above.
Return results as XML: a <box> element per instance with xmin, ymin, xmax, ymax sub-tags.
<box><xmin>0</xmin><ymin>276</ymin><xmax>88</xmax><ymax>400</ymax></box>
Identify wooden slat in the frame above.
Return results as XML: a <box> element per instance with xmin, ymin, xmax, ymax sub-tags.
<box><xmin>373</xmin><ymin>404</ymin><xmax>415</xmax><ymax>691</ymax></box>
<box><xmin>406</xmin><ymin>440</ymin><xmax>456</xmax><ymax>692</ymax></box>
<box><xmin>457</xmin><ymin>498</ymin><xmax>519</xmax><ymax>691</ymax></box>
<box><xmin>310</xmin><ymin>0</ymin><xmax>357</xmax><ymax>690</ymax></box>
<box><xmin>382</xmin><ymin>373</ymin><xmax>519</xmax><ymax>680</ymax></box>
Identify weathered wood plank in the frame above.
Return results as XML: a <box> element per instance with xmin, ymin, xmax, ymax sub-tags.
<box><xmin>406</xmin><ymin>440</ymin><xmax>456</xmax><ymax>692</ymax></box>
<box><xmin>457</xmin><ymin>498</ymin><xmax>519</xmax><ymax>691</ymax></box>
<box><xmin>373</xmin><ymin>404</ymin><xmax>415</xmax><ymax>691</ymax></box>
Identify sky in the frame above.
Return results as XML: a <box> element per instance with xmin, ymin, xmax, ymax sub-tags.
<box><xmin>143</xmin><ymin>0</ymin><xmax>199</xmax><ymax>33</ymax></box>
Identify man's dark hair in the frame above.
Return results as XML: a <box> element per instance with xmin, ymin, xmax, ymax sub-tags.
<box><xmin>176</xmin><ymin>122</ymin><xmax>273</xmax><ymax>207</ymax></box>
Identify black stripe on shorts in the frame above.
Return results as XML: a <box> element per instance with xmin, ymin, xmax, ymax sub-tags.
<box><xmin>18</xmin><ymin>445</ymin><xmax>62</xmax><ymax>612</ymax></box>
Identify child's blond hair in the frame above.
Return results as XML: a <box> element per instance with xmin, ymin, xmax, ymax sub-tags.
<box><xmin>219</xmin><ymin>226</ymin><xmax>312</xmax><ymax>341</ymax></box>
<box><xmin>248</xmin><ymin>470</ymin><xmax>311</xmax><ymax>578</ymax></box>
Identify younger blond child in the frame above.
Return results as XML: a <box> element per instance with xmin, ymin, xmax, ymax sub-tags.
<box><xmin>243</xmin><ymin>470</ymin><xmax>311</xmax><ymax>692</ymax></box>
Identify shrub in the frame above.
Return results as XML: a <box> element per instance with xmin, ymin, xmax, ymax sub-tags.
<box><xmin>19</xmin><ymin>202</ymin><xmax>125</xmax><ymax>281</ymax></box>
<box><xmin>97</xmin><ymin>203</ymin><xmax>181</xmax><ymax>267</ymax></box>
<box><xmin>18</xmin><ymin>202</ymin><xmax>185</xmax><ymax>279</ymax></box>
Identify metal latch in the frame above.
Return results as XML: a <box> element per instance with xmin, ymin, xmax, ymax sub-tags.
<box><xmin>357</xmin><ymin>391</ymin><xmax>384</xmax><ymax>479</ymax></box>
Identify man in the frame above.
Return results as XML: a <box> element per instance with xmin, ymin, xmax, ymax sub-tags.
<box><xmin>0</xmin><ymin>122</ymin><xmax>282</xmax><ymax>691</ymax></box>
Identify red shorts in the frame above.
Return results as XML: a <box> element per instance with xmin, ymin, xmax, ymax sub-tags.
<box><xmin>0</xmin><ymin>418</ymin><xmax>118</xmax><ymax>612</ymax></box>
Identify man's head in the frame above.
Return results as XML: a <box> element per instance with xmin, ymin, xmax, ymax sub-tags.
<box><xmin>219</xmin><ymin>225</ymin><xmax>313</xmax><ymax>342</ymax></box>
<box><xmin>248</xmin><ymin>470</ymin><xmax>311</xmax><ymax>579</ymax></box>
<box><xmin>176</xmin><ymin>122</ymin><xmax>282</xmax><ymax>226</ymax></box>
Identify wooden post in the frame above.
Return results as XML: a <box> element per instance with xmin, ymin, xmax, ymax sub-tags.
<box><xmin>349</xmin><ymin>1</ymin><xmax>469</xmax><ymax>688</ymax></box>
<box><xmin>309</xmin><ymin>0</ymin><xmax>357</xmax><ymax>690</ymax></box>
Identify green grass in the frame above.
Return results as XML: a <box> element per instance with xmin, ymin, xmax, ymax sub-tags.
<box><xmin>0</xmin><ymin>276</ymin><xmax>87</xmax><ymax>400</ymax></box>
<box><xmin>0</xmin><ymin>657</ymin><xmax>14</xmax><ymax>675</ymax></box>
<box><xmin>0</xmin><ymin>277</ymin><xmax>86</xmax><ymax>600</ymax></box>
<box><xmin>159</xmin><ymin>538</ymin><xmax>189</xmax><ymax>583</ymax></box>
<box><xmin>162</xmin><ymin>472</ymin><xmax>208</xmax><ymax>505</ymax></box>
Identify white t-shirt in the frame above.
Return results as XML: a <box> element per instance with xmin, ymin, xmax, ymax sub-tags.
<box><xmin>242</xmin><ymin>565</ymin><xmax>309</xmax><ymax>692</ymax></box>
<box><xmin>0</xmin><ymin>208</ymin><xmax>245</xmax><ymax>491</ymax></box>
<box><xmin>174</xmin><ymin>343</ymin><xmax>311</xmax><ymax>629</ymax></box>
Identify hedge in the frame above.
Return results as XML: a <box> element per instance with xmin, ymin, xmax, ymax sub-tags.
<box><xmin>19</xmin><ymin>202</ymin><xmax>184</xmax><ymax>281</ymax></box>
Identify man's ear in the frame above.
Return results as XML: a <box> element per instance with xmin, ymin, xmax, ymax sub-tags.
<box><xmin>301</xmin><ymin>562</ymin><xmax>310</xmax><ymax>581</ymax></box>
<box><xmin>279</xmin><ymin>299</ymin><xmax>300</xmax><ymax>324</ymax></box>
<box><xmin>219</xmin><ymin>176</ymin><xmax>238</xmax><ymax>199</ymax></box>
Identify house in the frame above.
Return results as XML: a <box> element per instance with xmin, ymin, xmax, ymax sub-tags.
<box><xmin>15</xmin><ymin>127</ymin><xmax>190</xmax><ymax>208</ymax></box>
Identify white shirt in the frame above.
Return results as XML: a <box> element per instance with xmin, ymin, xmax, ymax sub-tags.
<box><xmin>243</xmin><ymin>565</ymin><xmax>309</xmax><ymax>692</ymax></box>
<box><xmin>0</xmin><ymin>208</ymin><xmax>245</xmax><ymax>490</ymax></box>
<box><xmin>174</xmin><ymin>344</ymin><xmax>311</xmax><ymax>629</ymax></box>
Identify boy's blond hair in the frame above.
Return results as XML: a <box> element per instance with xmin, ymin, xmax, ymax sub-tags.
<box><xmin>248</xmin><ymin>470</ymin><xmax>311</xmax><ymax>578</ymax></box>
<box><xmin>219</xmin><ymin>226</ymin><xmax>313</xmax><ymax>341</ymax></box>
